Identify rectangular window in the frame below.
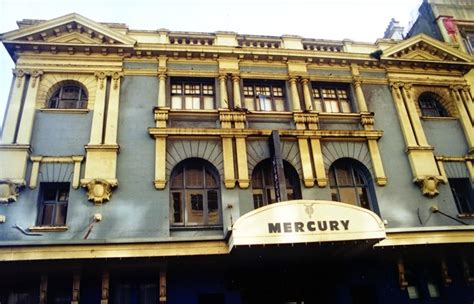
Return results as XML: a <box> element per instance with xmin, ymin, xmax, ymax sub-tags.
<box><xmin>38</xmin><ymin>183</ymin><xmax>70</xmax><ymax>226</ymax></box>
<box><xmin>243</xmin><ymin>80</ymin><xmax>287</xmax><ymax>111</ymax></box>
<box><xmin>311</xmin><ymin>83</ymin><xmax>352</xmax><ymax>113</ymax></box>
<box><xmin>449</xmin><ymin>178</ymin><xmax>474</xmax><ymax>214</ymax></box>
<box><xmin>171</xmin><ymin>78</ymin><xmax>215</xmax><ymax>110</ymax></box>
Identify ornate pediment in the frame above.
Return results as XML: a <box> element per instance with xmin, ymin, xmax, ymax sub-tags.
<box><xmin>1</xmin><ymin>13</ymin><xmax>136</xmax><ymax>46</ymax></box>
<box><xmin>382</xmin><ymin>34</ymin><xmax>472</xmax><ymax>63</ymax></box>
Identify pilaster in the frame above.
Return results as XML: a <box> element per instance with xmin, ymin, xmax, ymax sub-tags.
<box><xmin>450</xmin><ymin>85</ymin><xmax>474</xmax><ymax>153</ymax></box>
<box><xmin>297</xmin><ymin>137</ymin><xmax>315</xmax><ymax>187</ymax></box>
<box><xmin>222</xmin><ymin>135</ymin><xmax>236</xmax><ymax>188</ymax></box>
<box><xmin>16</xmin><ymin>70</ymin><xmax>43</xmax><ymax>144</ymax></box>
<box><xmin>310</xmin><ymin>138</ymin><xmax>327</xmax><ymax>187</ymax></box>
<box><xmin>104</xmin><ymin>72</ymin><xmax>122</xmax><ymax>145</ymax></box>
<box><xmin>390</xmin><ymin>81</ymin><xmax>441</xmax><ymax>197</ymax></box>
<box><xmin>1</xmin><ymin>69</ymin><xmax>26</xmax><ymax>144</ymax></box>
<box><xmin>90</xmin><ymin>71</ymin><xmax>108</xmax><ymax>144</ymax></box>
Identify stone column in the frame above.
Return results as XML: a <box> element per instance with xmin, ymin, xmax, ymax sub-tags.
<box><xmin>219</xmin><ymin>74</ymin><xmax>228</xmax><ymax>109</ymax></box>
<box><xmin>232</xmin><ymin>75</ymin><xmax>242</xmax><ymax>108</ymax></box>
<box><xmin>301</xmin><ymin>78</ymin><xmax>312</xmax><ymax>111</ymax></box>
<box><xmin>158</xmin><ymin>73</ymin><xmax>167</xmax><ymax>108</ymax></box>
<box><xmin>461</xmin><ymin>86</ymin><xmax>474</xmax><ymax>124</ymax></box>
<box><xmin>353</xmin><ymin>77</ymin><xmax>368</xmax><ymax>112</ymax></box>
<box><xmin>289</xmin><ymin>77</ymin><xmax>301</xmax><ymax>111</ymax></box>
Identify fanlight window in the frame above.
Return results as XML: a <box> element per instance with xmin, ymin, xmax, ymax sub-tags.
<box><xmin>251</xmin><ymin>159</ymin><xmax>302</xmax><ymax>209</ymax></box>
<box><xmin>48</xmin><ymin>85</ymin><xmax>88</xmax><ymax>109</ymax></box>
<box><xmin>170</xmin><ymin>159</ymin><xmax>221</xmax><ymax>227</ymax></box>
<box><xmin>328</xmin><ymin>158</ymin><xmax>379</xmax><ymax>213</ymax></box>
<box><xmin>418</xmin><ymin>92</ymin><xmax>448</xmax><ymax>117</ymax></box>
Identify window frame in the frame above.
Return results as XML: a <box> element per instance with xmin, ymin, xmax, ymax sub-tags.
<box><xmin>170</xmin><ymin>78</ymin><xmax>216</xmax><ymax>110</ymax></box>
<box><xmin>311</xmin><ymin>82</ymin><xmax>353</xmax><ymax>113</ymax></box>
<box><xmin>169</xmin><ymin>159</ymin><xmax>222</xmax><ymax>228</ymax></box>
<box><xmin>328</xmin><ymin>158</ymin><xmax>379</xmax><ymax>214</ymax></box>
<box><xmin>48</xmin><ymin>85</ymin><xmax>88</xmax><ymax>109</ymax></box>
<box><xmin>37</xmin><ymin>182</ymin><xmax>70</xmax><ymax>227</ymax></box>
<box><xmin>418</xmin><ymin>92</ymin><xmax>449</xmax><ymax>117</ymax></box>
<box><xmin>243</xmin><ymin>80</ymin><xmax>287</xmax><ymax>112</ymax></box>
<box><xmin>448</xmin><ymin>178</ymin><xmax>474</xmax><ymax>215</ymax></box>
<box><xmin>251</xmin><ymin>159</ymin><xmax>302</xmax><ymax>209</ymax></box>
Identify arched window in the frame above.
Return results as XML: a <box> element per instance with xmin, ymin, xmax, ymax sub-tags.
<box><xmin>418</xmin><ymin>92</ymin><xmax>448</xmax><ymax>117</ymax></box>
<box><xmin>251</xmin><ymin>159</ymin><xmax>302</xmax><ymax>209</ymax></box>
<box><xmin>328</xmin><ymin>158</ymin><xmax>379</xmax><ymax>213</ymax></box>
<box><xmin>48</xmin><ymin>84</ymin><xmax>88</xmax><ymax>109</ymax></box>
<box><xmin>170</xmin><ymin>158</ymin><xmax>221</xmax><ymax>227</ymax></box>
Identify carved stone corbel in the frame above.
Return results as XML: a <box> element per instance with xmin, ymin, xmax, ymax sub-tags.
<box><xmin>413</xmin><ymin>176</ymin><xmax>442</xmax><ymax>197</ymax></box>
<box><xmin>83</xmin><ymin>178</ymin><xmax>117</xmax><ymax>204</ymax></box>
<box><xmin>0</xmin><ymin>179</ymin><xmax>24</xmax><ymax>203</ymax></box>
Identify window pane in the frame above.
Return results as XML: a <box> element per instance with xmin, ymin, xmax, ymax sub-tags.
<box><xmin>266</xmin><ymin>188</ymin><xmax>277</xmax><ymax>204</ymax></box>
<box><xmin>41</xmin><ymin>204</ymin><xmax>54</xmax><ymax>226</ymax></box>
<box><xmin>171</xmin><ymin>96</ymin><xmax>183</xmax><ymax>109</ymax></box>
<box><xmin>274</xmin><ymin>97</ymin><xmax>285</xmax><ymax>111</ymax></box>
<box><xmin>203</xmin><ymin>96</ymin><xmax>214</xmax><ymax>109</ymax></box>
<box><xmin>335</xmin><ymin>166</ymin><xmax>353</xmax><ymax>186</ymax></box>
<box><xmin>328</xmin><ymin>169</ymin><xmax>337</xmax><ymax>187</ymax></box>
<box><xmin>313</xmin><ymin>100</ymin><xmax>323</xmax><ymax>112</ymax></box>
<box><xmin>207</xmin><ymin>190</ymin><xmax>219</xmax><ymax>225</ymax></box>
<box><xmin>253</xmin><ymin>191</ymin><xmax>264</xmax><ymax>209</ymax></box>
<box><xmin>57</xmin><ymin>188</ymin><xmax>69</xmax><ymax>202</ymax></box>
<box><xmin>243</xmin><ymin>86</ymin><xmax>254</xmax><ymax>96</ymax></box>
<box><xmin>171</xmin><ymin>170</ymin><xmax>184</xmax><ymax>188</ymax></box>
<box><xmin>340</xmin><ymin>100</ymin><xmax>351</xmax><ymax>113</ymax></box>
<box><xmin>244</xmin><ymin>97</ymin><xmax>255</xmax><ymax>111</ymax></box>
<box><xmin>187</xmin><ymin>191</ymin><xmax>204</xmax><ymax>225</ymax></box>
<box><xmin>56</xmin><ymin>204</ymin><xmax>68</xmax><ymax>226</ymax></box>
<box><xmin>330</xmin><ymin>188</ymin><xmax>339</xmax><ymax>202</ymax></box>
<box><xmin>205</xmin><ymin>170</ymin><xmax>217</xmax><ymax>188</ymax></box>
<box><xmin>272</xmin><ymin>86</ymin><xmax>283</xmax><ymax>97</ymax></box>
<box><xmin>338</xmin><ymin>187</ymin><xmax>358</xmax><ymax>206</ymax></box>
<box><xmin>252</xmin><ymin>169</ymin><xmax>263</xmax><ymax>189</ymax></box>
<box><xmin>43</xmin><ymin>188</ymin><xmax>56</xmax><ymax>201</ymax></box>
<box><xmin>171</xmin><ymin>192</ymin><xmax>183</xmax><ymax>224</ymax></box>
<box><xmin>185</xmin><ymin>167</ymin><xmax>204</xmax><ymax>187</ymax></box>
<box><xmin>357</xmin><ymin>187</ymin><xmax>370</xmax><ymax>210</ymax></box>
<box><xmin>258</xmin><ymin>95</ymin><xmax>271</xmax><ymax>111</ymax></box>
<box><xmin>61</xmin><ymin>87</ymin><xmax>80</xmax><ymax>100</ymax></box>
<box><xmin>171</xmin><ymin>84</ymin><xmax>182</xmax><ymax>94</ymax></box>
<box><xmin>184</xmin><ymin>96</ymin><xmax>194</xmax><ymax>109</ymax></box>
<box><xmin>202</xmin><ymin>84</ymin><xmax>214</xmax><ymax>95</ymax></box>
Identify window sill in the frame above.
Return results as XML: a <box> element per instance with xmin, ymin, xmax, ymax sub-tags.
<box><xmin>40</xmin><ymin>108</ymin><xmax>89</xmax><ymax>114</ymax></box>
<box><xmin>421</xmin><ymin>116</ymin><xmax>457</xmax><ymax>121</ymax></box>
<box><xmin>28</xmin><ymin>226</ymin><xmax>68</xmax><ymax>232</ymax></box>
<box><xmin>458</xmin><ymin>213</ymin><xmax>474</xmax><ymax>219</ymax></box>
<box><xmin>170</xmin><ymin>225</ymin><xmax>223</xmax><ymax>231</ymax></box>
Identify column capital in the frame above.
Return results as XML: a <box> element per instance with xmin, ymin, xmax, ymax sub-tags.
<box><xmin>449</xmin><ymin>84</ymin><xmax>464</xmax><ymax>91</ymax></box>
<box><xmin>288</xmin><ymin>76</ymin><xmax>298</xmax><ymax>84</ymax></box>
<box><xmin>231</xmin><ymin>74</ymin><xmax>240</xmax><ymax>82</ymax></box>
<box><xmin>352</xmin><ymin>76</ymin><xmax>362</xmax><ymax>87</ymax></box>
<box><xmin>158</xmin><ymin>72</ymin><xmax>167</xmax><ymax>81</ymax></box>
<box><xmin>218</xmin><ymin>74</ymin><xmax>227</xmax><ymax>81</ymax></box>
<box><xmin>389</xmin><ymin>81</ymin><xmax>404</xmax><ymax>90</ymax></box>
<box><xmin>112</xmin><ymin>72</ymin><xmax>123</xmax><ymax>90</ymax></box>
<box><xmin>30</xmin><ymin>70</ymin><xmax>43</xmax><ymax>88</ymax></box>
<box><xmin>95</xmin><ymin>71</ymin><xmax>107</xmax><ymax>89</ymax></box>
<box><xmin>462</xmin><ymin>85</ymin><xmax>471</xmax><ymax>93</ymax></box>
<box><xmin>300</xmin><ymin>78</ymin><xmax>310</xmax><ymax>85</ymax></box>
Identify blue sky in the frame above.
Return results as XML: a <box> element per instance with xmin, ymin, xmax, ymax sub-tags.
<box><xmin>0</xmin><ymin>0</ymin><xmax>423</xmax><ymax>127</ymax></box>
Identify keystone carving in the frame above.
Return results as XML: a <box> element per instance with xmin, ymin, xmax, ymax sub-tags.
<box><xmin>83</xmin><ymin>179</ymin><xmax>117</xmax><ymax>204</ymax></box>
<box><xmin>414</xmin><ymin>176</ymin><xmax>442</xmax><ymax>197</ymax></box>
<box><xmin>0</xmin><ymin>179</ymin><xmax>24</xmax><ymax>203</ymax></box>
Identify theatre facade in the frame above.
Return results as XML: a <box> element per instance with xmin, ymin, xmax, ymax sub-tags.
<box><xmin>0</xmin><ymin>13</ymin><xmax>474</xmax><ymax>304</ymax></box>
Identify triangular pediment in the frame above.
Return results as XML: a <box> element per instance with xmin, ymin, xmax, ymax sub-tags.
<box><xmin>1</xmin><ymin>13</ymin><xmax>136</xmax><ymax>46</ymax></box>
<box><xmin>382</xmin><ymin>34</ymin><xmax>472</xmax><ymax>63</ymax></box>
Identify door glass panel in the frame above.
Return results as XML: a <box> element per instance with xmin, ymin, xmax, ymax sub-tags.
<box><xmin>339</xmin><ymin>187</ymin><xmax>357</xmax><ymax>205</ymax></box>
<box><xmin>185</xmin><ymin>168</ymin><xmax>203</xmax><ymax>187</ymax></box>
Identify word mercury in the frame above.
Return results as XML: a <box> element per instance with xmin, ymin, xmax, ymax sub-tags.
<box><xmin>268</xmin><ymin>220</ymin><xmax>350</xmax><ymax>233</ymax></box>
